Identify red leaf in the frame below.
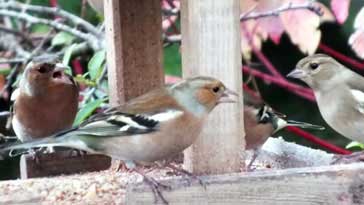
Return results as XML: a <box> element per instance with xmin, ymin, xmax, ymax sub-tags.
<box><xmin>331</xmin><ymin>0</ymin><xmax>351</xmax><ymax>24</ymax></box>
<box><xmin>349</xmin><ymin>29</ymin><xmax>364</xmax><ymax>59</ymax></box>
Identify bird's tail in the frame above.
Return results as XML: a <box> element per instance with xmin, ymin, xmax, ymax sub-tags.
<box><xmin>0</xmin><ymin>131</ymin><xmax>84</xmax><ymax>158</ymax></box>
<box><xmin>0</xmin><ymin>137</ymin><xmax>58</xmax><ymax>156</ymax></box>
<box><xmin>285</xmin><ymin>120</ymin><xmax>325</xmax><ymax>130</ymax></box>
<box><xmin>273</xmin><ymin>116</ymin><xmax>325</xmax><ymax>133</ymax></box>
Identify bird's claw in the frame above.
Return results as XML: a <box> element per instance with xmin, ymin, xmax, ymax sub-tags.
<box><xmin>166</xmin><ymin>164</ymin><xmax>208</xmax><ymax>190</ymax></box>
<box><xmin>142</xmin><ymin>175</ymin><xmax>171</xmax><ymax>205</ymax></box>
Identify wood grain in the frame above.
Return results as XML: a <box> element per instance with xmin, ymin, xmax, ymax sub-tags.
<box><xmin>20</xmin><ymin>152</ymin><xmax>111</xmax><ymax>179</ymax></box>
<box><xmin>181</xmin><ymin>0</ymin><xmax>244</xmax><ymax>175</ymax></box>
<box><xmin>104</xmin><ymin>0</ymin><xmax>164</xmax><ymax>106</ymax></box>
<box><xmin>126</xmin><ymin>163</ymin><xmax>364</xmax><ymax>205</ymax></box>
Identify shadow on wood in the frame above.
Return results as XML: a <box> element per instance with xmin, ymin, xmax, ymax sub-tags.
<box><xmin>20</xmin><ymin>151</ymin><xmax>111</xmax><ymax>179</ymax></box>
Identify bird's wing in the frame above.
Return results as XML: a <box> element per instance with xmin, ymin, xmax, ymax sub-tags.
<box><xmin>64</xmin><ymin>87</ymin><xmax>184</xmax><ymax>137</ymax></box>
<box><xmin>75</xmin><ymin>109</ymin><xmax>184</xmax><ymax>137</ymax></box>
<box><xmin>345</xmin><ymin>74</ymin><xmax>364</xmax><ymax>114</ymax></box>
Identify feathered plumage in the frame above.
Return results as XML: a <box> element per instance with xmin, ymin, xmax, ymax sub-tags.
<box><xmin>11</xmin><ymin>61</ymin><xmax>78</xmax><ymax>142</ymax></box>
<box><xmin>3</xmin><ymin>76</ymin><xmax>237</xmax><ymax>166</ymax></box>
<box><xmin>287</xmin><ymin>53</ymin><xmax>364</xmax><ymax>143</ymax></box>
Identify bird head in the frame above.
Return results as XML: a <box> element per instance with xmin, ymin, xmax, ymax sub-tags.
<box><xmin>287</xmin><ymin>53</ymin><xmax>344</xmax><ymax>90</ymax></box>
<box><xmin>255</xmin><ymin>104</ymin><xmax>288</xmax><ymax>132</ymax></box>
<box><xmin>171</xmin><ymin>76</ymin><xmax>238</xmax><ymax>115</ymax></box>
<box><xmin>21</xmin><ymin>61</ymin><xmax>75</xmax><ymax>96</ymax></box>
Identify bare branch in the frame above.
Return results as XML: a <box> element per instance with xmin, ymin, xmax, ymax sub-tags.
<box><xmin>240</xmin><ymin>2</ymin><xmax>323</xmax><ymax>21</ymax></box>
<box><xmin>0</xmin><ymin>1</ymin><xmax>103</xmax><ymax>38</ymax></box>
<box><xmin>0</xmin><ymin>9</ymin><xmax>102</xmax><ymax>50</ymax></box>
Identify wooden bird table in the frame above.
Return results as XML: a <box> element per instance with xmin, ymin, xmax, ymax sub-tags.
<box><xmin>3</xmin><ymin>1</ymin><xmax>364</xmax><ymax>205</ymax></box>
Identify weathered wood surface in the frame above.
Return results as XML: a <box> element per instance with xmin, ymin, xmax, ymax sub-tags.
<box><xmin>20</xmin><ymin>152</ymin><xmax>111</xmax><ymax>179</ymax></box>
<box><xmin>126</xmin><ymin>163</ymin><xmax>364</xmax><ymax>205</ymax></box>
<box><xmin>104</xmin><ymin>0</ymin><xmax>164</xmax><ymax>106</ymax></box>
<box><xmin>181</xmin><ymin>0</ymin><xmax>244</xmax><ymax>175</ymax></box>
<box><xmin>0</xmin><ymin>138</ymin><xmax>361</xmax><ymax>204</ymax></box>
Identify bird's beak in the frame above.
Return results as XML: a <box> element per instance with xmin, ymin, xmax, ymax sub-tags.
<box><xmin>271</xmin><ymin>109</ymin><xmax>286</xmax><ymax>118</ymax></box>
<box><xmin>286</xmin><ymin>69</ymin><xmax>307</xmax><ymax>79</ymax></box>
<box><xmin>52</xmin><ymin>63</ymin><xmax>73</xmax><ymax>85</ymax></box>
<box><xmin>218</xmin><ymin>88</ymin><xmax>238</xmax><ymax>103</ymax></box>
<box><xmin>54</xmin><ymin>63</ymin><xmax>70</xmax><ymax>72</ymax></box>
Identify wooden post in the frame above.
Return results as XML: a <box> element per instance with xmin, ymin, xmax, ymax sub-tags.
<box><xmin>104</xmin><ymin>0</ymin><xmax>164</xmax><ymax>106</ymax></box>
<box><xmin>181</xmin><ymin>0</ymin><xmax>244</xmax><ymax>175</ymax></box>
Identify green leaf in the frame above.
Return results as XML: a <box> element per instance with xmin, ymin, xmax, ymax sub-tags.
<box><xmin>88</xmin><ymin>50</ymin><xmax>106</xmax><ymax>80</ymax></box>
<box><xmin>73</xmin><ymin>98</ymin><xmax>106</xmax><ymax>126</ymax></box>
<box><xmin>62</xmin><ymin>44</ymin><xmax>78</xmax><ymax>75</ymax></box>
<box><xmin>30</xmin><ymin>24</ymin><xmax>51</xmax><ymax>34</ymax></box>
<box><xmin>51</xmin><ymin>32</ymin><xmax>75</xmax><ymax>47</ymax></box>
<box><xmin>346</xmin><ymin>141</ymin><xmax>364</xmax><ymax>150</ymax></box>
<box><xmin>74</xmin><ymin>75</ymin><xmax>97</xmax><ymax>87</ymax></box>
<box><xmin>0</xmin><ymin>68</ymin><xmax>11</xmax><ymax>75</ymax></box>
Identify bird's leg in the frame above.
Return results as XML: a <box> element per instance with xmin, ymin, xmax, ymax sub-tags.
<box><xmin>165</xmin><ymin>163</ymin><xmax>207</xmax><ymax>189</ymax></box>
<box><xmin>119</xmin><ymin>160</ymin><xmax>171</xmax><ymax>204</ymax></box>
<box><xmin>331</xmin><ymin>151</ymin><xmax>364</xmax><ymax>165</ymax></box>
<box><xmin>246</xmin><ymin>148</ymin><xmax>260</xmax><ymax>171</ymax></box>
<box><xmin>116</xmin><ymin>161</ymin><xmax>131</xmax><ymax>172</ymax></box>
<box><xmin>133</xmin><ymin>168</ymin><xmax>171</xmax><ymax>205</ymax></box>
<box><xmin>28</xmin><ymin>148</ymin><xmax>42</xmax><ymax>164</ymax></box>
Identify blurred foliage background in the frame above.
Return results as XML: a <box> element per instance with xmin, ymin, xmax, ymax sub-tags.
<box><xmin>0</xmin><ymin>0</ymin><xmax>363</xmax><ymax>179</ymax></box>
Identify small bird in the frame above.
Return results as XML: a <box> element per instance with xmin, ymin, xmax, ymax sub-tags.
<box><xmin>2</xmin><ymin>76</ymin><xmax>237</xmax><ymax>204</ymax></box>
<box><xmin>287</xmin><ymin>53</ymin><xmax>364</xmax><ymax>144</ymax></box>
<box><xmin>11</xmin><ymin>61</ymin><xmax>79</xmax><ymax>142</ymax></box>
<box><xmin>243</xmin><ymin>95</ymin><xmax>324</xmax><ymax>169</ymax></box>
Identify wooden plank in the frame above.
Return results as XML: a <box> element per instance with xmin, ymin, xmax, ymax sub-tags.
<box><xmin>181</xmin><ymin>0</ymin><xmax>244</xmax><ymax>175</ymax></box>
<box><xmin>104</xmin><ymin>0</ymin><xmax>164</xmax><ymax>106</ymax></box>
<box><xmin>20</xmin><ymin>152</ymin><xmax>111</xmax><ymax>179</ymax></box>
<box><xmin>126</xmin><ymin>163</ymin><xmax>364</xmax><ymax>205</ymax></box>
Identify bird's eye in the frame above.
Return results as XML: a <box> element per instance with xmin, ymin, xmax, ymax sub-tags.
<box><xmin>212</xmin><ymin>86</ymin><xmax>220</xmax><ymax>93</ymax></box>
<box><xmin>37</xmin><ymin>63</ymin><xmax>53</xmax><ymax>73</ymax></box>
<box><xmin>38</xmin><ymin>66</ymin><xmax>48</xmax><ymax>73</ymax></box>
<box><xmin>309</xmin><ymin>62</ymin><xmax>319</xmax><ymax>70</ymax></box>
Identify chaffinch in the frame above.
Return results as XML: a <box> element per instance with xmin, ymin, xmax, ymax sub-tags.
<box><xmin>243</xmin><ymin>92</ymin><xmax>324</xmax><ymax>169</ymax></box>
<box><xmin>11</xmin><ymin>61</ymin><xmax>79</xmax><ymax>142</ymax></box>
<box><xmin>3</xmin><ymin>76</ymin><xmax>237</xmax><ymax>203</ymax></box>
<box><xmin>287</xmin><ymin>54</ymin><xmax>364</xmax><ymax>144</ymax></box>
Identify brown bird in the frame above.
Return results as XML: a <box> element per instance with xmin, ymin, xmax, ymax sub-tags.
<box><xmin>3</xmin><ymin>76</ymin><xmax>237</xmax><ymax>204</ymax></box>
<box><xmin>243</xmin><ymin>92</ymin><xmax>324</xmax><ymax>169</ymax></box>
<box><xmin>11</xmin><ymin>61</ymin><xmax>79</xmax><ymax>142</ymax></box>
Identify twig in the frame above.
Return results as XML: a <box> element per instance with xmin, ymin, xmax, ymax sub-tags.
<box><xmin>240</xmin><ymin>2</ymin><xmax>323</xmax><ymax>21</ymax></box>
<box><xmin>0</xmin><ymin>32</ymin><xmax>31</xmax><ymax>59</ymax></box>
<box><xmin>0</xmin><ymin>25</ymin><xmax>33</xmax><ymax>46</ymax></box>
<box><xmin>0</xmin><ymin>1</ymin><xmax>102</xmax><ymax>38</ymax></box>
<box><xmin>242</xmin><ymin>66</ymin><xmax>315</xmax><ymax>101</ymax></box>
<box><xmin>319</xmin><ymin>43</ymin><xmax>364</xmax><ymax>70</ymax></box>
<box><xmin>0</xmin><ymin>42</ymin><xmax>89</xmax><ymax>64</ymax></box>
<box><xmin>0</xmin><ymin>58</ymin><xmax>26</xmax><ymax>64</ymax></box>
<box><xmin>0</xmin><ymin>9</ymin><xmax>101</xmax><ymax>50</ymax></box>
<box><xmin>286</xmin><ymin>127</ymin><xmax>351</xmax><ymax>155</ymax></box>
